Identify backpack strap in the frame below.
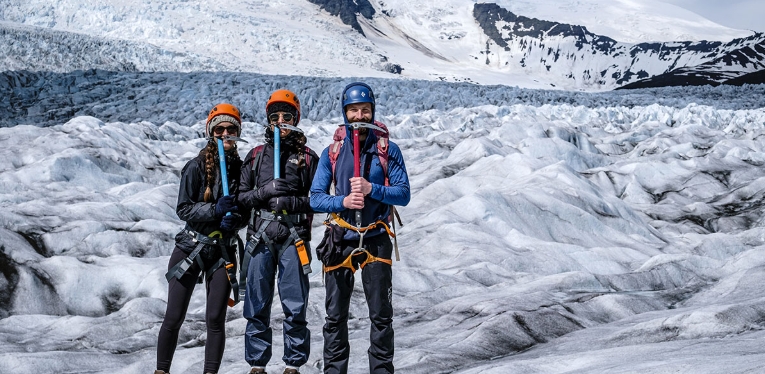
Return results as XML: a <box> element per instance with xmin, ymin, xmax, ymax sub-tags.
<box><xmin>374</xmin><ymin>120</ymin><xmax>390</xmax><ymax>186</ymax></box>
<box><xmin>328</xmin><ymin>127</ymin><xmax>346</xmax><ymax>183</ymax></box>
<box><xmin>304</xmin><ymin>145</ymin><xmax>312</xmax><ymax>167</ymax></box>
<box><xmin>302</xmin><ymin>145</ymin><xmax>313</xmax><ymax>192</ymax></box>
<box><xmin>248</xmin><ymin>144</ymin><xmax>266</xmax><ymax>228</ymax></box>
<box><xmin>250</xmin><ymin>144</ymin><xmax>265</xmax><ymax>187</ymax></box>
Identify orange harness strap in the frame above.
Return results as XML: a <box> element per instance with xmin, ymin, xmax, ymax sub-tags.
<box><xmin>323</xmin><ymin>249</ymin><xmax>393</xmax><ymax>273</ymax></box>
<box><xmin>322</xmin><ymin>214</ymin><xmax>396</xmax><ymax>273</ymax></box>
<box><xmin>328</xmin><ymin>213</ymin><xmax>396</xmax><ymax>237</ymax></box>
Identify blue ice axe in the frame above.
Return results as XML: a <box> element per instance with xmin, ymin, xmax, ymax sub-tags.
<box><xmin>215</xmin><ymin>134</ymin><xmax>249</xmax><ymax>307</ymax></box>
<box><xmin>271</xmin><ymin>123</ymin><xmax>302</xmax><ymax>179</ymax></box>
<box><xmin>216</xmin><ymin>135</ymin><xmax>248</xmax><ymax>214</ymax></box>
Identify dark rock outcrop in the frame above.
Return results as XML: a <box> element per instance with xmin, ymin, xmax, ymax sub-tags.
<box><xmin>306</xmin><ymin>0</ymin><xmax>376</xmax><ymax>35</ymax></box>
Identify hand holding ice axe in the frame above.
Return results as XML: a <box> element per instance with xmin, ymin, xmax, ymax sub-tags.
<box><xmin>215</xmin><ymin>135</ymin><xmax>249</xmax><ymax>216</ymax></box>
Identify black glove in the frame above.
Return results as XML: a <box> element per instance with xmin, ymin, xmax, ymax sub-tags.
<box><xmin>214</xmin><ymin>195</ymin><xmax>238</xmax><ymax>218</ymax></box>
<box><xmin>220</xmin><ymin>212</ymin><xmax>241</xmax><ymax>232</ymax></box>
<box><xmin>267</xmin><ymin>196</ymin><xmax>297</xmax><ymax>213</ymax></box>
<box><xmin>255</xmin><ymin>179</ymin><xmax>290</xmax><ymax>201</ymax></box>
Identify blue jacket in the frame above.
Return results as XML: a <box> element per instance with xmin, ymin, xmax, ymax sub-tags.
<box><xmin>310</xmin><ymin>126</ymin><xmax>410</xmax><ymax>240</ymax></box>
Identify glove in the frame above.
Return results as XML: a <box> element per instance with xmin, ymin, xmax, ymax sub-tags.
<box><xmin>267</xmin><ymin>196</ymin><xmax>297</xmax><ymax>213</ymax></box>
<box><xmin>214</xmin><ymin>195</ymin><xmax>238</xmax><ymax>218</ymax></box>
<box><xmin>220</xmin><ymin>212</ymin><xmax>242</xmax><ymax>232</ymax></box>
<box><xmin>255</xmin><ymin>179</ymin><xmax>290</xmax><ymax>202</ymax></box>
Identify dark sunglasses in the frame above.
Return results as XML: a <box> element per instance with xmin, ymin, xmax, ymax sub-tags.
<box><xmin>213</xmin><ymin>125</ymin><xmax>239</xmax><ymax>135</ymax></box>
<box><xmin>268</xmin><ymin>112</ymin><xmax>294</xmax><ymax>123</ymax></box>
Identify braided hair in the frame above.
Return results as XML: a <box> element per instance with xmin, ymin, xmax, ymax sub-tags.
<box><xmin>200</xmin><ymin>139</ymin><xmax>242</xmax><ymax>202</ymax></box>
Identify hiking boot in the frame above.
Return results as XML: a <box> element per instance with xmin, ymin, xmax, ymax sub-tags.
<box><xmin>154</xmin><ymin>371</ymin><xmax>169</xmax><ymax>374</ymax></box>
<box><xmin>283</xmin><ymin>369</ymin><xmax>299</xmax><ymax>374</ymax></box>
<box><xmin>249</xmin><ymin>368</ymin><xmax>267</xmax><ymax>374</ymax></box>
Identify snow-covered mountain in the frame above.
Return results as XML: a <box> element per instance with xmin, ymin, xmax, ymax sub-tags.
<box><xmin>0</xmin><ymin>0</ymin><xmax>762</xmax><ymax>90</ymax></box>
<box><xmin>474</xmin><ymin>4</ymin><xmax>765</xmax><ymax>88</ymax></box>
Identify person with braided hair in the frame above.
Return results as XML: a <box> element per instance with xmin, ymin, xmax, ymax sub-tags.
<box><xmin>155</xmin><ymin>103</ymin><xmax>249</xmax><ymax>374</ymax></box>
<box><xmin>238</xmin><ymin>90</ymin><xmax>318</xmax><ymax>374</ymax></box>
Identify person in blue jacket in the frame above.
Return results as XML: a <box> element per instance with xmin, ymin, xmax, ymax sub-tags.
<box><xmin>310</xmin><ymin>82</ymin><xmax>411</xmax><ymax>374</ymax></box>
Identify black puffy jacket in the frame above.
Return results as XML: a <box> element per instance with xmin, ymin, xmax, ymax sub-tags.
<box><xmin>175</xmin><ymin>148</ymin><xmax>248</xmax><ymax>254</ymax></box>
<box><xmin>239</xmin><ymin>142</ymin><xmax>318</xmax><ymax>243</ymax></box>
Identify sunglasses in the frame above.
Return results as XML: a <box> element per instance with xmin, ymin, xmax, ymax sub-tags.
<box><xmin>268</xmin><ymin>112</ymin><xmax>294</xmax><ymax>123</ymax></box>
<box><xmin>213</xmin><ymin>125</ymin><xmax>239</xmax><ymax>135</ymax></box>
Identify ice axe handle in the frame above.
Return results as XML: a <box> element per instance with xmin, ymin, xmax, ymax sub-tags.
<box><xmin>216</xmin><ymin>138</ymin><xmax>231</xmax><ymax>216</ymax></box>
<box><xmin>274</xmin><ymin>124</ymin><xmax>281</xmax><ymax>179</ymax></box>
<box><xmin>352</xmin><ymin>125</ymin><xmax>362</xmax><ymax>227</ymax></box>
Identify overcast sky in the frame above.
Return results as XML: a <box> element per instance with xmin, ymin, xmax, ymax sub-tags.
<box><xmin>661</xmin><ymin>0</ymin><xmax>764</xmax><ymax>33</ymax></box>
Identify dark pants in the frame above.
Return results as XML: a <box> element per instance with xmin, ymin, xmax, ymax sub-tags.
<box><xmin>244</xmin><ymin>241</ymin><xmax>311</xmax><ymax>367</ymax></box>
<box><xmin>323</xmin><ymin>234</ymin><xmax>394</xmax><ymax>374</ymax></box>
<box><xmin>157</xmin><ymin>245</ymin><xmax>235</xmax><ymax>374</ymax></box>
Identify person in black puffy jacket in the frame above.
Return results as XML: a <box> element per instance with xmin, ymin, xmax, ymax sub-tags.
<box><xmin>155</xmin><ymin>103</ymin><xmax>248</xmax><ymax>374</ymax></box>
<box><xmin>238</xmin><ymin>90</ymin><xmax>318</xmax><ymax>374</ymax></box>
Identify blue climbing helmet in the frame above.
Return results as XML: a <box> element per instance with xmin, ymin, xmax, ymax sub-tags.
<box><xmin>342</xmin><ymin>82</ymin><xmax>375</xmax><ymax>124</ymax></box>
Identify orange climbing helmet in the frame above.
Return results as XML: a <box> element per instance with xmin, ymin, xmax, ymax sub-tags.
<box><xmin>205</xmin><ymin>103</ymin><xmax>242</xmax><ymax>138</ymax></box>
<box><xmin>266</xmin><ymin>89</ymin><xmax>301</xmax><ymax>125</ymax></box>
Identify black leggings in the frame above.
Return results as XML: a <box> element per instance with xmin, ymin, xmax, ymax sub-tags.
<box><xmin>156</xmin><ymin>246</ymin><xmax>234</xmax><ymax>373</ymax></box>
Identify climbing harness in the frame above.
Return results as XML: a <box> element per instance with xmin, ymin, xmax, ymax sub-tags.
<box><xmin>321</xmin><ymin>213</ymin><xmax>396</xmax><ymax>273</ymax></box>
<box><xmin>238</xmin><ymin>209</ymin><xmax>312</xmax><ymax>300</ymax></box>
<box><xmin>165</xmin><ymin>228</ymin><xmax>241</xmax><ymax>307</ymax></box>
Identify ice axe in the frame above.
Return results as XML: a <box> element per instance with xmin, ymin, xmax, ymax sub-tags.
<box><xmin>344</xmin><ymin>121</ymin><xmax>387</xmax><ymax>249</ymax></box>
<box><xmin>271</xmin><ymin>123</ymin><xmax>303</xmax><ymax>179</ymax></box>
<box><xmin>215</xmin><ymin>134</ymin><xmax>248</xmax><ymax>307</ymax></box>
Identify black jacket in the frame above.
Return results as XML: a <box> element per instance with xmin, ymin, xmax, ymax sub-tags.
<box><xmin>175</xmin><ymin>149</ymin><xmax>248</xmax><ymax>253</ymax></box>
<box><xmin>239</xmin><ymin>143</ymin><xmax>318</xmax><ymax>243</ymax></box>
